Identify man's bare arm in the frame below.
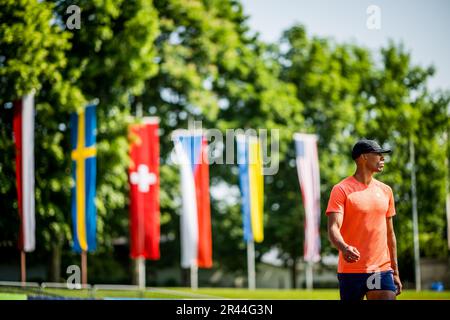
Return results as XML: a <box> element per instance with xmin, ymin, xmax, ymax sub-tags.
<box><xmin>387</xmin><ymin>216</ymin><xmax>402</xmax><ymax>294</ymax></box>
<box><xmin>327</xmin><ymin>212</ymin><xmax>360</xmax><ymax>262</ymax></box>
<box><xmin>327</xmin><ymin>212</ymin><xmax>346</xmax><ymax>251</ymax></box>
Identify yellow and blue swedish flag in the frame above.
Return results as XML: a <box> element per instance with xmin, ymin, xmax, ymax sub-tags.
<box><xmin>70</xmin><ymin>105</ymin><xmax>97</xmax><ymax>253</ymax></box>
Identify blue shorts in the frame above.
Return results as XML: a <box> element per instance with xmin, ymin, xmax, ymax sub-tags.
<box><xmin>337</xmin><ymin>271</ymin><xmax>397</xmax><ymax>301</ymax></box>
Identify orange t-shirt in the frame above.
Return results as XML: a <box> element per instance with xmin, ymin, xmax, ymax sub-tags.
<box><xmin>326</xmin><ymin>176</ymin><xmax>396</xmax><ymax>273</ymax></box>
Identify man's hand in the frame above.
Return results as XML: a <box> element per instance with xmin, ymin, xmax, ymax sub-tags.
<box><xmin>393</xmin><ymin>274</ymin><xmax>402</xmax><ymax>295</ymax></box>
<box><xmin>342</xmin><ymin>245</ymin><xmax>360</xmax><ymax>263</ymax></box>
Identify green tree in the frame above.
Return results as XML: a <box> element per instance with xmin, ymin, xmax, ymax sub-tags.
<box><xmin>279</xmin><ymin>25</ymin><xmax>449</xmax><ymax>285</ymax></box>
<box><xmin>275</xmin><ymin>25</ymin><xmax>373</xmax><ymax>287</ymax></box>
<box><xmin>0</xmin><ymin>0</ymin><xmax>85</xmax><ymax>279</ymax></box>
<box><xmin>50</xmin><ymin>0</ymin><xmax>160</xmax><ymax>282</ymax></box>
<box><xmin>1</xmin><ymin>0</ymin><xmax>160</xmax><ymax>282</ymax></box>
<box><xmin>362</xmin><ymin>43</ymin><xmax>450</xmax><ymax>281</ymax></box>
<box><xmin>137</xmin><ymin>0</ymin><xmax>304</xmax><ymax>285</ymax></box>
<box><xmin>2</xmin><ymin>1</ymin><xmax>447</xmax><ymax>288</ymax></box>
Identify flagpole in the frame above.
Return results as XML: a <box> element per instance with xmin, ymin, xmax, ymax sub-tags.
<box><xmin>138</xmin><ymin>257</ymin><xmax>146</xmax><ymax>289</ymax></box>
<box><xmin>136</xmin><ymin>103</ymin><xmax>147</xmax><ymax>290</ymax></box>
<box><xmin>190</xmin><ymin>263</ymin><xmax>198</xmax><ymax>290</ymax></box>
<box><xmin>81</xmin><ymin>250</ymin><xmax>87</xmax><ymax>285</ymax></box>
<box><xmin>446</xmin><ymin>129</ymin><xmax>450</xmax><ymax>250</ymax></box>
<box><xmin>20</xmin><ymin>251</ymin><xmax>26</xmax><ymax>286</ymax></box>
<box><xmin>409</xmin><ymin>138</ymin><xmax>421</xmax><ymax>291</ymax></box>
<box><xmin>137</xmin><ymin>167</ymin><xmax>146</xmax><ymax>290</ymax></box>
<box><xmin>247</xmin><ymin>239</ymin><xmax>256</xmax><ymax>290</ymax></box>
<box><xmin>305</xmin><ymin>261</ymin><xmax>313</xmax><ymax>290</ymax></box>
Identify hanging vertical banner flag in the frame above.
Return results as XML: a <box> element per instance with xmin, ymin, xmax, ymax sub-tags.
<box><xmin>173</xmin><ymin>131</ymin><xmax>212</xmax><ymax>269</ymax></box>
<box><xmin>237</xmin><ymin>135</ymin><xmax>264</xmax><ymax>243</ymax></box>
<box><xmin>129</xmin><ymin>117</ymin><xmax>160</xmax><ymax>260</ymax></box>
<box><xmin>13</xmin><ymin>93</ymin><xmax>36</xmax><ymax>252</ymax></box>
<box><xmin>71</xmin><ymin>105</ymin><xmax>97</xmax><ymax>253</ymax></box>
<box><xmin>446</xmin><ymin>193</ymin><xmax>450</xmax><ymax>250</ymax></box>
<box><xmin>294</xmin><ymin>133</ymin><xmax>321</xmax><ymax>263</ymax></box>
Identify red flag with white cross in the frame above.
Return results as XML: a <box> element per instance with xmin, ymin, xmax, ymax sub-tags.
<box><xmin>129</xmin><ymin>118</ymin><xmax>160</xmax><ymax>259</ymax></box>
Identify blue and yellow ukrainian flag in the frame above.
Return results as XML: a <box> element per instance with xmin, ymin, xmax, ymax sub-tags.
<box><xmin>237</xmin><ymin>135</ymin><xmax>264</xmax><ymax>243</ymax></box>
<box><xmin>70</xmin><ymin>105</ymin><xmax>97</xmax><ymax>253</ymax></box>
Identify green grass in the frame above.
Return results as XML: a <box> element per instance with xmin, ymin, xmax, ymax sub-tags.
<box><xmin>41</xmin><ymin>288</ymin><xmax>194</xmax><ymax>299</ymax></box>
<box><xmin>0</xmin><ymin>293</ymin><xmax>27</xmax><ymax>300</ymax></box>
<box><xmin>2</xmin><ymin>287</ymin><xmax>450</xmax><ymax>300</ymax></box>
<box><xmin>169</xmin><ymin>288</ymin><xmax>450</xmax><ymax>300</ymax></box>
<box><xmin>169</xmin><ymin>288</ymin><xmax>340</xmax><ymax>300</ymax></box>
<box><xmin>396</xmin><ymin>290</ymin><xmax>450</xmax><ymax>300</ymax></box>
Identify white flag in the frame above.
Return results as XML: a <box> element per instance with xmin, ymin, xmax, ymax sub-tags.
<box><xmin>13</xmin><ymin>93</ymin><xmax>36</xmax><ymax>252</ymax></box>
<box><xmin>294</xmin><ymin>133</ymin><xmax>321</xmax><ymax>263</ymax></box>
<box><xmin>174</xmin><ymin>138</ymin><xmax>199</xmax><ymax>268</ymax></box>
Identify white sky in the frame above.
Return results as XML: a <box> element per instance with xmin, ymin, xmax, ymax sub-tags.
<box><xmin>241</xmin><ymin>0</ymin><xmax>450</xmax><ymax>91</ymax></box>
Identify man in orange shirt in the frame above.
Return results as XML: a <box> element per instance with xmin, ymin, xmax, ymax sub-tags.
<box><xmin>326</xmin><ymin>139</ymin><xmax>402</xmax><ymax>300</ymax></box>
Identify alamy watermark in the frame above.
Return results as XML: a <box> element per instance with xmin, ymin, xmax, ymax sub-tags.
<box><xmin>66</xmin><ymin>5</ymin><xmax>81</xmax><ymax>30</ymax></box>
<box><xmin>171</xmin><ymin>121</ymin><xmax>280</xmax><ymax>175</ymax></box>
<box><xmin>366</xmin><ymin>270</ymin><xmax>382</xmax><ymax>290</ymax></box>
<box><xmin>66</xmin><ymin>264</ymin><xmax>81</xmax><ymax>289</ymax></box>
<box><xmin>366</xmin><ymin>5</ymin><xmax>381</xmax><ymax>30</ymax></box>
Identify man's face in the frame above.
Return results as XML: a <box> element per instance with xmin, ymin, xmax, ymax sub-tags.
<box><xmin>363</xmin><ymin>152</ymin><xmax>385</xmax><ymax>172</ymax></box>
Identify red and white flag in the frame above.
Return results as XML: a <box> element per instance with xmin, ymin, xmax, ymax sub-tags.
<box><xmin>13</xmin><ymin>93</ymin><xmax>36</xmax><ymax>252</ymax></box>
<box><xmin>129</xmin><ymin>117</ymin><xmax>160</xmax><ymax>260</ymax></box>
<box><xmin>294</xmin><ymin>133</ymin><xmax>321</xmax><ymax>263</ymax></box>
<box><xmin>173</xmin><ymin>132</ymin><xmax>212</xmax><ymax>269</ymax></box>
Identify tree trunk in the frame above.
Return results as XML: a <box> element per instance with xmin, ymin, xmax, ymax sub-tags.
<box><xmin>48</xmin><ymin>243</ymin><xmax>61</xmax><ymax>282</ymax></box>
<box><xmin>290</xmin><ymin>257</ymin><xmax>298</xmax><ymax>289</ymax></box>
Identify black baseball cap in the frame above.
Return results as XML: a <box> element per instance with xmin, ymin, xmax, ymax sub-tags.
<box><xmin>351</xmin><ymin>139</ymin><xmax>391</xmax><ymax>159</ymax></box>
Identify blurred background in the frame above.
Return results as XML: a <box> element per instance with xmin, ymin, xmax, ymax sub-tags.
<box><xmin>0</xmin><ymin>0</ymin><xmax>449</xmax><ymax>294</ymax></box>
